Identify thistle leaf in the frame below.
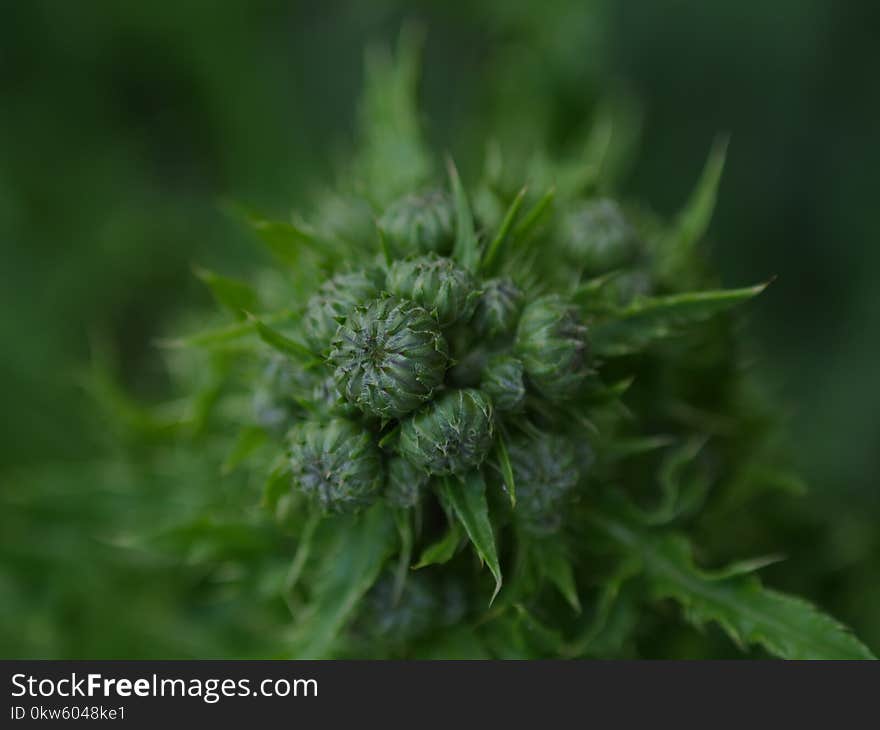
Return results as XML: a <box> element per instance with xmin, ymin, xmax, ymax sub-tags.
<box><xmin>481</xmin><ymin>186</ymin><xmax>526</xmax><ymax>272</ymax></box>
<box><xmin>226</xmin><ymin>201</ymin><xmax>321</xmax><ymax>269</ymax></box>
<box><xmin>622</xmin><ymin>437</ymin><xmax>710</xmax><ymax>525</ymax></box>
<box><xmin>283</xmin><ymin>510</ymin><xmax>321</xmax><ymax>607</ymax></box>
<box><xmin>593</xmin><ymin>513</ymin><xmax>876</xmax><ymax>659</ymax></box>
<box><xmin>413</xmin><ymin>520</ymin><xmax>463</xmax><ymax>569</ymax></box>
<box><xmin>357</xmin><ymin>26</ymin><xmax>431</xmax><ymax>205</ymax></box>
<box><xmin>534</xmin><ymin>539</ymin><xmax>581</xmax><ymax>613</ymax></box>
<box><xmin>159</xmin><ymin>309</ymin><xmax>297</xmax><ymax>350</ymax></box>
<box><xmin>565</xmin><ymin>558</ymin><xmax>642</xmax><ymax>658</ymax></box>
<box><xmin>494</xmin><ymin>434</ymin><xmax>517</xmax><ymax>507</ymax></box>
<box><xmin>591</xmin><ymin>283</ymin><xmax>768</xmax><ymax>357</ymax></box>
<box><xmin>251</xmin><ymin>219</ymin><xmax>319</xmax><ymax>268</ymax></box>
<box><xmin>250</xmin><ymin>315</ymin><xmax>316</xmax><ymax>362</ymax></box>
<box><xmin>262</xmin><ymin>462</ymin><xmax>291</xmax><ymax>512</ymax></box>
<box><xmin>392</xmin><ymin>508</ymin><xmax>414</xmax><ymax>602</ymax></box>
<box><xmin>222</xmin><ymin>425</ymin><xmax>268</xmax><ymax>475</ymax></box>
<box><xmin>600</xmin><ymin>435</ymin><xmax>675</xmax><ymax>461</ymax></box>
<box><xmin>448</xmin><ymin>157</ymin><xmax>480</xmax><ymax>273</ymax></box>
<box><xmin>194</xmin><ymin>267</ymin><xmax>259</xmax><ymax>320</ymax></box>
<box><xmin>289</xmin><ymin>504</ymin><xmax>395</xmax><ymax>658</ymax></box>
<box><xmin>658</xmin><ymin>136</ymin><xmax>729</xmax><ymax>278</ymax></box>
<box><xmin>512</xmin><ymin>186</ymin><xmax>555</xmax><ymax>245</ymax></box>
<box><xmin>441</xmin><ymin>472</ymin><xmax>503</xmax><ymax>604</ymax></box>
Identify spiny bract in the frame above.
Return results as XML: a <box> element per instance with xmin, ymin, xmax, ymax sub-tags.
<box><xmin>398</xmin><ymin>388</ymin><xmax>495</xmax><ymax>476</ymax></box>
<box><xmin>378</xmin><ymin>189</ymin><xmax>455</xmax><ymax>257</ymax></box>
<box><xmin>471</xmin><ymin>277</ymin><xmax>524</xmax><ymax>340</ymax></box>
<box><xmin>515</xmin><ymin>295</ymin><xmax>591</xmax><ymax>401</ymax></box>
<box><xmin>303</xmin><ymin>269</ymin><xmax>381</xmax><ymax>352</ymax></box>
<box><xmin>386</xmin><ymin>254</ymin><xmax>478</xmax><ymax>327</ymax></box>
<box><xmin>288</xmin><ymin>418</ymin><xmax>383</xmax><ymax>514</ymax></box>
<box><xmin>330</xmin><ymin>296</ymin><xmax>449</xmax><ymax>420</ymax></box>
<box><xmin>480</xmin><ymin>354</ymin><xmax>526</xmax><ymax>413</ymax></box>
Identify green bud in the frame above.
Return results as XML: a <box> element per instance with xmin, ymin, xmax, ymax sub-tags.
<box><xmin>331</xmin><ymin>296</ymin><xmax>449</xmax><ymax>419</ymax></box>
<box><xmin>386</xmin><ymin>254</ymin><xmax>478</xmax><ymax>327</ymax></box>
<box><xmin>385</xmin><ymin>455</ymin><xmax>430</xmax><ymax>509</ymax></box>
<box><xmin>471</xmin><ymin>277</ymin><xmax>523</xmax><ymax>339</ymax></box>
<box><xmin>398</xmin><ymin>389</ymin><xmax>495</xmax><ymax>476</ymax></box>
<box><xmin>508</xmin><ymin>433</ymin><xmax>580</xmax><ymax>535</ymax></box>
<box><xmin>379</xmin><ymin>189</ymin><xmax>455</xmax><ymax>256</ymax></box>
<box><xmin>515</xmin><ymin>295</ymin><xmax>590</xmax><ymax>400</ymax></box>
<box><xmin>561</xmin><ymin>199</ymin><xmax>640</xmax><ymax>274</ymax></box>
<box><xmin>480</xmin><ymin>355</ymin><xmax>526</xmax><ymax>413</ymax></box>
<box><xmin>302</xmin><ymin>270</ymin><xmax>381</xmax><ymax>353</ymax></box>
<box><xmin>288</xmin><ymin>418</ymin><xmax>383</xmax><ymax>514</ymax></box>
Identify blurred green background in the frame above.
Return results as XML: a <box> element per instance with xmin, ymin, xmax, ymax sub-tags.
<box><xmin>1</xmin><ymin>0</ymin><xmax>877</xmax><ymax>657</ymax></box>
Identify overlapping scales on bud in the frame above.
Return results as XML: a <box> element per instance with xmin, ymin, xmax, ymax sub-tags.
<box><xmin>508</xmin><ymin>433</ymin><xmax>580</xmax><ymax>535</ymax></box>
<box><xmin>331</xmin><ymin>296</ymin><xmax>449</xmax><ymax>419</ymax></box>
<box><xmin>379</xmin><ymin>190</ymin><xmax>455</xmax><ymax>256</ymax></box>
<box><xmin>385</xmin><ymin>456</ymin><xmax>430</xmax><ymax>509</ymax></box>
<box><xmin>480</xmin><ymin>354</ymin><xmax>526</xmax><ymax>413</ymax></box>
<box><xmin>288</xmin><ymin>418</ymin><xmax>383</xmax><ymax>514</ymax></box>
<box><xmin>303</xmin><ymin>269</ymin><xmax>382</xmax><ymax>352</ymax></box>
<box><xmin>386</xmin><ymin>254</ymin><xmax>478</xmax><ymax>328</ymax></box>
<box><xmin>379</xmin><ymin>189</ymin><xmax>455</xmax><ymax>256</ymax></box>
<box><xmin>560</xmin><ymin>198</ymin><xmax>641</xmax><ymax>274</ymax></box>
<box><xmin>471</xmin><ymin>277</ymin><xmax>523</xmax><ymax>339</ymax></box>
<box><xmin>516</xmin><ymin>295</ymin><xmax>590</xmax><ymax>400</ymax></box>
<box><xmin>398</xmin><ymin>389</ymin><xmax>494</xmax><ymax>476</ymax></box>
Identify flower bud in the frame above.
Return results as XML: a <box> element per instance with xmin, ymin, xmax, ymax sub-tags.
<box><xmin>508</xmin><ymin>433</ymin><xmax>579</xmax><ymax>535</ymax></box>
<box><xmin>398</xmin><ymin>389</ymin><xmax>494</xmax><ymax>476</ymax></box>
<box><xmin>331</xmin><ymin>296</ymin><xmax>449</xmax><ymax>419</ymax></box>
<box><xmin>379</xmin><ymin>189</ymin><xmax>455</xmax><ymax>256</ymax></box>
<box><xmin>561</xmin><ymin>199</ymin><xmax>640</xmax><ymax>274</ymax></box>
<box><xmin>471</xmin><ymin>277</ymin><xmax>523</xmax><ymax>339</ymax></box>
<box><xmin>302</xmin><ymin>269</ymin><xmax>382</xmax><ymax>353</ymax></box>
<box><xmin>385</xmin><ymin>456</ymin><xmax>430</xmax><ymax>509</ymax></box>
<box><xmin>288</xmin><ymin>418</ymin><xmax>383</xmax><ymax>514</ymax></box>
<box><xmin>515</xmin><ymin>295</ymin><xmax>590</xmax><ymax>400</ymax></box>
<box><xmin>480</xmin><ymin>355</ymin><xmax>526</xmax><ymax>413</ymax></box>
<box><xmin>386</xmin><ymin>254</ymin><xmax>478</xmax><ymax>327</ymax></box>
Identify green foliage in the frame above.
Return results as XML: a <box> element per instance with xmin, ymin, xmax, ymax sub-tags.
<box><xmin>288</xmin><ymin>504</ymin><xmax>395</xmax><ymax>658</ymax></box>
<box><xmin>440</xmin><ymin>472</ymin><xmax>502</xmax><ymax>604</ymax></box>
<box><xmin>356</xmin><ymin>26</ymin><xmax>432</xmax><ymax>206</ymax></box>
<box><xmin>46</xmin><ymin>31</ymin><xmax>872</xmax><ymax>661</ymax></box>
<box><xmin>591</xmin><ymin>515</ymin><xmax>873</xmax><ymax>659</ymax></box>
<box><xmin>590</xmin><ymin>284</ymin><xmax>768</xmax><ymax>357</ymax></box>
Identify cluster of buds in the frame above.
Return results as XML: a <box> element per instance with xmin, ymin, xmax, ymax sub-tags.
<box><xmin>254</xmin><ymin>181</ymin><xmax>616</xmax><ymax>536</ymax></box>
<box><xmin>182</xmin><ymin>37</ymin><xmax>864</xmax><ymax>660</ymax></box>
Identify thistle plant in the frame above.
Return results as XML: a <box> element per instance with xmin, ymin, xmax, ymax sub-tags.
<box><xmin>166</xmin><ymin>32</ymin><xmax>874</xmax><ymax>659</ymax></box>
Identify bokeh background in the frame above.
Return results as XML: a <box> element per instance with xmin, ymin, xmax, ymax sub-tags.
<box><xmin>2</xmin><ymin>0</ymin><xmax>877</xmax><ymax>657</ymax></box>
